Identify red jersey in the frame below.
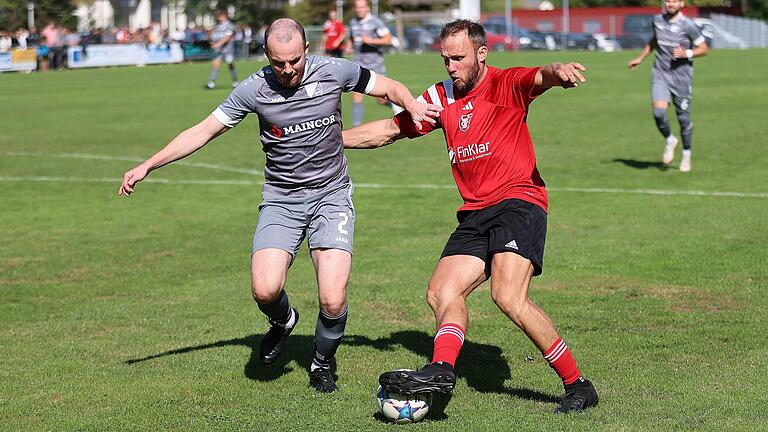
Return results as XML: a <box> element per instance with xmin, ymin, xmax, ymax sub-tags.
<box><xmin>394</xmin><ymin>66</ymin><xmax>548</xmax><ymax>213</ymax></box>
<box><xmin>322</xmin><ymin>20</ymin><xmax>345</xmax><ymax>50</ymax></box>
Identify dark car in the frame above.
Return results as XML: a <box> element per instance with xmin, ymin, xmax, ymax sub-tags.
<box><xmin>430</xmin><ymin>29</ymin><xmax>517</xmax><ymax>51</ymax></box>
<box><xmin>481</xmin><ymin>17</ymin><xmax>547</xmax><ymax>50</ymax></box>
<box><xmin>563</xmin><ymin>32</ymin><xmax>598</xmax><ymax>50</ymax></box>
<box><xmin>619</xmin><ymin>14</ymin><xmax>654</xmax><ymax>49</ymax></box>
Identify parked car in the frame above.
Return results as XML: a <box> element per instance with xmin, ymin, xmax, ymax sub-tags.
<box><xmin>563</xmin><ymin>32</ymin><xmax>598</xmax><ymax>50</ymax></box>
<box><xmin>481</xmin><ymin>17</ymin><xmax>547</xmax><ymax>50</ymax></box>
<box><xmin>693</xmin><ymin>18</ymin><xmax>747</xmax><ymax>49</ymax></box>
<box><xmin>431</xmin><ymin>29</ymin><xmax>517</xmax><ymax>51</ymax></box>
<box><xmin>593</xmin><ymin>33</ymin><xmax>622</xmax><ymax>52</ymax></box>
<box><xmin>402</xmin><ymin>26</ymin><xmax>437</xmax><ymax>53</ymax></box>
<box><xmin>619</xmin><ymin>14</ymin><xmax>654</xmax><ymax>49</ymax></box>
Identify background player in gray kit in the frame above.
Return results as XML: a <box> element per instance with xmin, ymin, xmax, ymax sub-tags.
<box><xmin>118</xmin><ymin>18</ymin><xmax>441</xmax><ymax>393</ymax></box>
<box><xmin>347</xmin><ymin>0</ymin><xmax>398</xmax><ymax>126</ymax></box>
<box><xmin>628</xmin><ymin>0</ymin><xmax>708</xmax><ymax>172</ymax></box>
<box><xmin>206</xmin><ymin>9</ymin><xmax>239</xmax><ymax>90</ymax></box>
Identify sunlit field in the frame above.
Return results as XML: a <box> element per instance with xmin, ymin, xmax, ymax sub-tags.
<box><xmin>1</xmin><ymin>49</ymin><xmax>766</xmax><ymax>431</ymax></box>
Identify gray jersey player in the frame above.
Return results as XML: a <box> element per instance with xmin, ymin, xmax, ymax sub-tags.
<box><xmin>118</xmin><ymin>18</ymin><xmax>442</xmax><ymax>393</ymax></box>
<box><xmin>347</xmin><ymin>0</ymin><xmax>396</xmax><ymax>126</ymax></box>
<box><xmin>206</xmin><ymin>10</ymin><xmax>238</xmax><ymax>90</ymax></box>
<box><xmin>628</xmin><ymin>0</ymin><xmax>708</xmax><ymax>172</ymax></box>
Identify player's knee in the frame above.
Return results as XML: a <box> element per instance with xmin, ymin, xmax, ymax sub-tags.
<box><xmin>251</xmin><ymin>281</ymin><xmax>282</xmax><ymax>304</ymax></box>
<box><xmin>318</xmin><ymin>293</ymin><xmax>346</xmax><ymax>317</ymax></box>
<box><xmin>491</xmin><ymin>291</ymin><xmax>527</xmax><ymax>324</ymax></box>
<box><xmin>425</xmin><ymin>281</ymin><xmax>454</xmax><ymax>311</ymax></box>
<box><xmin>653</xmin><ymin>108</ymin><xmax>667</xmax><ymax>122</ymax></box>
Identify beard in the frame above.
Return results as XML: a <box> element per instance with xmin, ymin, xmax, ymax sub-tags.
<box><xmin>454</xmin><ymin>57</ymin><xmax>481</xmax><ymax>93</ymax></box>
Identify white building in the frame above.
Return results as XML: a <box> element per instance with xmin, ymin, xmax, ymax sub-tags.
<box><xmin>76</xmin><ymin>0</ymin><xmax>190</xmax><ymax>32</ymax></box>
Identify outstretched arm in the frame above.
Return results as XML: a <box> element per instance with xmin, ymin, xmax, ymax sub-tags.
<box><xmin>118</xmin><ymin>114</ymin><xmax>228</xmax><ymax>196</ymax></box>
<box><xmin>343</xmin><ymin>118</ymin><xmax>404</xmax><ymax>149</ymax></box>
<box><xmin>367</xmin><ymin>75</ymin><xmax>442</xmax><ymax>130</ymax></box>
<box><xmin>535</xmin><ymin>62</ymin><xmax>587</xmax><ymax>91</ymax></box>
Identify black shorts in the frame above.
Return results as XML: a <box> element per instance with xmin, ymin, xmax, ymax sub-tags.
<box><xmin>441</xmin><ymin>198</ymin><xmax>547</xmax><ymax>277</ymax></box>
<box><xmin>325</xmin><ymin>48</ymin><xmax>344</xmax><ymax>58</ymax></box>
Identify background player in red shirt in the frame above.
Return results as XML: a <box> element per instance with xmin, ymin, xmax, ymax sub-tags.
<box><xmin>343</xmin><ymin>20</ymin><xmax>598</xmax><ymax>413</ymax></box>
<box><xmin>320</xmin><ymin>9</ymin><xmax>346</xmax><ymax>58</ymax></box>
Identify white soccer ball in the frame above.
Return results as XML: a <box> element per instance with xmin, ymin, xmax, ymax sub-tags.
<box><xmin>376</xmin><ymin>385</ymin><xmax>432</xmax><ymax>424</ymax></box>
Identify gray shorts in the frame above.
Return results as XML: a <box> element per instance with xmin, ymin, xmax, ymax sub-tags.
<box><xmin>252</xmin><ymin>183</ymin><xmax>355</xmax><ymax>258</ymax></box>
<box><xmin>213</xmin><ymin>49</ymin><xmax>234</xmax><ymax>64</ymax></box>
<box><xmin>352</xmin><ymin>53</ymin><xmax>386</xmax><ymax>75</ymax></box>
<box><xmin>652</xmin><ymin>80</ymin><xmax>692</xmax><ymax>113</ymax></box>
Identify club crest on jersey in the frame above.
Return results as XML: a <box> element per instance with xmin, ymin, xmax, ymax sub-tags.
<box><xmin>271</xmin><ymin>124</ymin><xmax>283</xmax><ymax>138</ymax></box>
<box><xmin>305</xmin><ymin>82</ymin><xmax>324</xmax><ymax>98</ymax></box>
<box><xmin>459</xmin><ymin>113</ymin><xmax>473</xmax><ymax>132</ymax></box>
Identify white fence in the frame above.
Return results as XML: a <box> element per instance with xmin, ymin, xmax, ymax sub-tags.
<box><xmin>709</xmin><ymin>14</ymin><xmax>768</xmax><ymax>48</ymax></box>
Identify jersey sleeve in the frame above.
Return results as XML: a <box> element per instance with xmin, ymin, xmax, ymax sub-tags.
<box><xmin>212</xmin><ymin>82</ymin><xmax>256</xmax><ymax>128</ymax></box>
<box><xmin>507</xmin><ymin>67</ymin><xmax>543</xmax><ymax>107</ymax></box>
<box><xmin>392</xmin><ymin>91</ymin><xmax>439</xmax><ymax>139</ymax></box>
<box><xmin>322</xmin><ymin>57</ymin><xmax>377</xmax><ymax>94</ymax></box>
<box><xmin>686</xmin><ymin>20</ymin><xmax>706</xmax><ymax>46</ymax></box>
<box><xmin>649</xmin><ymin>16</ymin><xmax>659</xmax><ymax>45</ymax></box>
<box><xmin>373</xmin><ymin>17</ymin><xmax>391</xmax><ymax>37</ymax></box>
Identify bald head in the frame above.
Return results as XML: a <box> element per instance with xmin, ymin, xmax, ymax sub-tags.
<box><xmin>264</xmin><ymin>18</ymin><xmax>306</xmax><ymax>50</ymax></box>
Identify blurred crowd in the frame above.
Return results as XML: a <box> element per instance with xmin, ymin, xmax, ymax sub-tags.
<box><xmin>0</xmin><ymin>20</ymin><xmax>267</xmax><ymax>71</ymax></box>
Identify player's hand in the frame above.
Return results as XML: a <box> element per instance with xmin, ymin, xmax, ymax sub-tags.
<box><xmin>118</xmin><ymin>163</ymin><xmax>150</xmax><ymax>197</ymax></box>
<box><xmin>553</xmin><ymin>62</ymin><xmax>586</xmax><ymax>88</ymax></box>
<box><xmin>672</xmin><ymin>46</ymin><xmax>688</xmax><ymax>59</ymax></box>
<box><xmin>403</xmin><ymin>99</ymin><xmax>443</xmax><ymax>131</ymax></box>
<box><xmin>628</xmin><ymin>57</ymin><xmax>642</xmax><ymax>69</ymax></box>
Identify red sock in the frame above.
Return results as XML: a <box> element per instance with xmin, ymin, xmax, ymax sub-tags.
<box><xmin>543</xmin><ymin>338</ymin><xmax>581</xmax><ymax>385</ymax></box>
<box><xmin>431</xmin><ymin>323</ymin><xmax>465</xmax><ymax>367</ymax></box>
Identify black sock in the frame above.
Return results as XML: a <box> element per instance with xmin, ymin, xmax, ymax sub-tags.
<box><xmin>431</xmin><ymin>361</ymin><xmax>454</xmax><ymax>371</ymax></box>
<box><xmin>564</xmin><ymin>376</ymin><xmax>589</xmax><ymax>390</ymax></box>
<box><xmin>257</xmin><ymin>290</ymin><xmax>292</xmax><ymax>325</ymax></box>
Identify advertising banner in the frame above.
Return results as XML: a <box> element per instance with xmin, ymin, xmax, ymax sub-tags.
<box><xmin>67</xmin><ymin>43</ymin><xmax>184</xmax><ymax>68</ymax></box>
<box><xmin>0</xmin><ymin>48</ymin><xmax>38</xmax><ymax>72</ymax></box>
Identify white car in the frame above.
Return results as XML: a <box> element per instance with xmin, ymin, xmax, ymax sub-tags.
<box><xmin>692</xmin><ymin>18</ymin><xmax>747</xmax><ymax>49</ymax></box>
<box><xmin>593</xmin><ymin>33</ymin><xmax>622</xmax><ymax>52</ymax></box>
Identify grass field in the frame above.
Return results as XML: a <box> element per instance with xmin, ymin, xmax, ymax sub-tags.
<box><xmin>1</xmin><ymin>49</ymin><xmax>767</xmax><ymax>431</ymax></box>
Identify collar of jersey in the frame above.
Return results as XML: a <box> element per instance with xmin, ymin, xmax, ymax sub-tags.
<box><xmin>664</xmin><ymin>12</ymin><xmax>685</xmax><ymax>23</ymax></box>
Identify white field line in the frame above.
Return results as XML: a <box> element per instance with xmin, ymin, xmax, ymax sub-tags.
<box><xmin>3</xmin><ymin>151</ymin><xmax>264</xmax><ymax>176</ymax></box>
<box><xmin>1</xmin><ymin>176</ymin><xmax>766</xmax><ymax>199</ymax></box>
<box><xmin>2</xmin><ymin>152</ymin><xmax>767</xmax><ymax>198</ymax></box>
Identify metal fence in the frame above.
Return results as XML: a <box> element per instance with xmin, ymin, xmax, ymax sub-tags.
<box><xmin>709</xmin><ymin>13</ymin><xmax>768</xmax><ymax>48</ymax></box>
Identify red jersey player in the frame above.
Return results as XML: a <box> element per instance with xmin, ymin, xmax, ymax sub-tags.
<box><xmin>321</xmin><ymin>10</ymin><xmax>346</xmax><ymax>58</ymax></box>
<box><xmin>343</xmin><ymin>20</ymin><xmax>598</xmax><ymax>413</ymax></box>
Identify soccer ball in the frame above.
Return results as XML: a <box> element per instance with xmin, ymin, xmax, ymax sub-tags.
<box><xmin>376</xmin><ymin>385</ymin><xmax>432</xmax><ymax>424</ymax></box>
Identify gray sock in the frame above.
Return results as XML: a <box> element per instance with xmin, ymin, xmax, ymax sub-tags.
<box><xmin>352</xmin><ymin>102</ymin><xmax>364</xmax><ymax>127</ymax></box>
<box><xmin>229</xmin><ymin>64</ymin><xmax>238</xmax><ymax>82</ymax></box>
<box><xmin>208</xmin><ymin>68</ymin><xmax>219</xmax><ymax>83</ymax></box>
<box><xmin>311</xmin><ymin>305</ymin><xmax>348</xmax><ymax>371</ymax></box>
<box><xmin>653</xmin><ymin>108</ymin><xmax>671</xmax><ymax>138</ymax></box>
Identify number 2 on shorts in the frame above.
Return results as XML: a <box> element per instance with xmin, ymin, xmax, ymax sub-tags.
<box><xmin>337</xmin><ymin>212</ymin><xmax>349</xmax><ymax>235</ymax></box>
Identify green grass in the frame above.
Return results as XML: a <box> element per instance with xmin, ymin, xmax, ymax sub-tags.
<box><xmin>1</xmin><ymin>50</ymin><xmax>767</xmax><ymax>431</ymax></box>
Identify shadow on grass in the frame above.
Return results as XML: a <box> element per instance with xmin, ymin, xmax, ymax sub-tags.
<box><xmin>612</xmin><ymin>158</ymin><xmax>668</xmax><ymax>170</ymax></box>
<box><xmin>125</xmin><ymin>330</ymin><xmax>558</xmax><ymax>409</ymax></box>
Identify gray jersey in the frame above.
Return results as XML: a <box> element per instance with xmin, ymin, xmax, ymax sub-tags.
<box><xmin>212</xmin><ymin>20</ymin><xmax>236</xmax><ymax>53</ymax></box>
<box><xmin>650</xmin><ymin>13</ymin><xmax>705</xmax><ymax>84</ymax></box>
<box><xmin>349</xmin><ymin>14</ymin><xmax>390</xmax><ymax>73</ymax></box>
<box><xmin>213</xmin><ymin>55</ymin><xmax>377</xmax><ymax>196</ymax></box>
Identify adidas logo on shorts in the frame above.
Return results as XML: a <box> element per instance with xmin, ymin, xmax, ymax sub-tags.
<box><xmin>505</xmin><ymin>240</ymin><xmax>518</xmax><ymax>250</ymax></box>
